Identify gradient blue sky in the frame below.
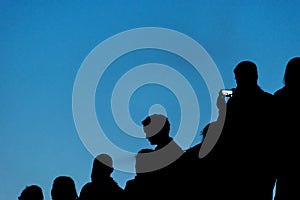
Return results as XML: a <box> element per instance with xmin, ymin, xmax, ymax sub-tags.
<box><xmin>1</xmin><ymin>1</ymin><xmax>300</xmax><ymax>200</ymax></box>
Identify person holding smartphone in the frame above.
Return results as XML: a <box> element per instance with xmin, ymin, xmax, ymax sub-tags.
<box><xmin>216</xmin><ymin>60</ymin><xmax>276</xmax><ymax>200</ymax></box>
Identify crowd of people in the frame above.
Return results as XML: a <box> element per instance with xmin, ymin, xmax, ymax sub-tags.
<box><xmin>18</xmin><ymin>57</ymin><xmax>299</xmax><ymax>200</ymax></box>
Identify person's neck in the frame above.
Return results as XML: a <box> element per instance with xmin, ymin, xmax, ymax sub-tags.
<box><xmin>236</xmin><ymin>85</ymin><xmax>259</xmax><ymax>94</ymax></box>
<box><xmin>155</xmin><ymin>137</ymin><xmax>173</xmax><ymax>150</ymax></box>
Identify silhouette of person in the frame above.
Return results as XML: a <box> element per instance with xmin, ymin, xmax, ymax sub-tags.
<box><xmin>273</xmin><ymin>57</ymin><xmax>300</xmax><ymax>200</ymax></box>
<box><xmin>51</xmin><ymin>176</ymin><xmax>78</xmax><ymax>200</ymax></box>
<box><xmin>124</xmin><ymin>148</ymin><xmax>155</xmax><ymax>194</ymax></box>
<box><xmin>78</xmin><ymin>153</ymin><xmax>124</xmax><ymax>200</ymax></box>
<box><xmin>141</xmin><ymin>114</ymin><xmax>184</xmax><ymax>170</ymax></box>
<box><xmin>180</xmin><ymin>121</ymin><xmax>226</xmax><ymax>199</ymax></box>
<box><xmin>126</xmin><ymin>114</ymin><xmax>185</xmax><ymax>196</ymax></box>
<box><xmin>216</xmin><ymin>60</ymin><xmax>276</xmax><ymax>200</ymax></box>
<box><xmin>18</xmin><ymin>185</ymin><xmax>44</xmax><ymax>200</ymax></box>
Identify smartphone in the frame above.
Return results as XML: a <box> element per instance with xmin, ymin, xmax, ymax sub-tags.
<box><xmin>221</xmin><ymin>89</ymin><xmax>233</xmax><ymax>97</ymax></box>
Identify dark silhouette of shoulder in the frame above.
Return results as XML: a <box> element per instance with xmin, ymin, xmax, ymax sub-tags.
<box><xmin>78</xmin><ymin>153</ymin><xmax>124</xmax><ymax>200</ymax></box>
<box><xmin>124</xmin><ymin>148</ymin><xmax>155</xmax><ymax>194</ymax></box>
<box><xmin>273</xmin><ymin>57</ymin><xmax>300</xmax><ymax>200</ymax></box>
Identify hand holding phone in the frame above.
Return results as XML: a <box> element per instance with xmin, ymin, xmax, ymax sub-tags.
<box><xmin>221</xmin><ymin>89</ymin><xmax>233</xmax><ymax>97</ymax></box>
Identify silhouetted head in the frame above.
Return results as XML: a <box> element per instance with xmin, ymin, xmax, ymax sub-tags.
<box><xmin>201</xmin><ymin>123</ymin><xmax>210</xmax><ymax>140</ymax></box>
<box><xmin>18</xmin><ymin>185</ymin><xmax>43</xmax><ymax>200</ymax></box>
<box><xmin>233</xmin><ymin>60</ymin><xmax>258</xmax><ymax>89</ymax></box>
<box><xmin>51</xmin><ymin>176</ymin><xmax>78</xmax><ymax>200</ymax></box>
<box><xmin>284</xmin><ymin>57</ymin><xmax>300</xmax><ymax>88</ymax></box>
<box><xmin>91</xmin><ymin>153</ymin><xmax>113</xmax><ymax>182</ymax></box>
<box><xmin>142</xmin><ymin>114</ymin><xmax>170</xmax><ymax>146</ymax></box>
<box><xmin>201</xmin><ymin>121</ymin><xmax>219</xmax><ymax>140</ymax></box>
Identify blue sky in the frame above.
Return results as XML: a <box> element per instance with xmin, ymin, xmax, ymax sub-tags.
<box><xmin>1</xmin><ymin>1</ymin><xmax>300</xmax><ymax>200</ymax></box>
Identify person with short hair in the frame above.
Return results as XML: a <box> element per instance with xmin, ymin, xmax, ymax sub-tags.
<box><xmin>18</xmin><ymin>185</ymin><xmax>43</xmax><ymax>200</ymax></box>
<box><xmin>51</xmin><ymin>176</ymin><xmax>78</xmax><ymax>200</ymax></box>
<box><xmin>78</xmin><ymin>153</ymin><xmax>124</xmax><ymax>200</ymax></box>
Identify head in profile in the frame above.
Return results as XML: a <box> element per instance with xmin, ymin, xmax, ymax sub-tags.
<box><xmin>233</xmin><ymin>60</ymin><xmax>258</xmax><ymax>90</ymax></box>
<box><xmin>51</xmin><ymin>176</ymin><xmax>78</xmax><ymax>200</ymax></box>
<box><xmin>142</xmin><ymin>114</ymin><xmax>170</xmax><ymax>147</ymax></box>
<box><xmin>284</xmin><ymin>57</ymin><xmax>300</xmax><ymax>89</ymax></box>
<box><xmin>18</xmin><ymin>185</ymin><xmax>43</xmax><ymax>200</ymax></box>
<box><xmin>91</xmin><ymin>153</ymin><xmax>114</xmax><ymax>183</ymax></box>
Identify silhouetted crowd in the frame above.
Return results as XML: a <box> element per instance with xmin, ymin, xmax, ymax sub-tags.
<box><xmin>19</xmin><ymin>57</ymin><xmax>300</xmax><ymax>200</ymax></box>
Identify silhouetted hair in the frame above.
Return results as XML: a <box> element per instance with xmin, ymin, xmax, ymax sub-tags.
<box><xmin>18</xmin><ymin>185</ymin><xmax>43</xmax><ymax>200</ymax></box>
<box><xmin>142</xmin><ymin>114</ymin><xmax>170</xmax><ymax>137</ymax></box>
<box><xmin>91</xmin><ymin>153</ymin><xmax>113</xmax><ymax>182</ymax></box>
<box><xmin>51</xmin><ymin>176</ymin><xmax>78</xmax><ymax>200</ymax></box>
<box><xmin>234</xmin><ymin>60</ymin><xmax>258</xmax><ymax>82</ymax></box>
<box><xmin>284</xmin><ymin>57</ymin><xmax>300</xmax><ymax>87</ymax></box>
<box><xmin>142</xmin><ymin>116</ymin><xmax>151</xmax><ymax>126</ymax></box>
